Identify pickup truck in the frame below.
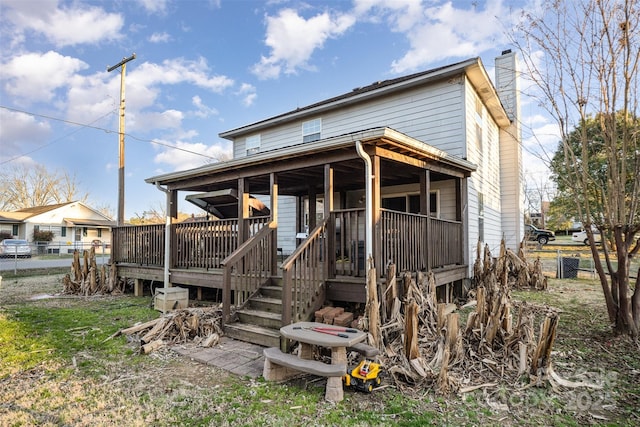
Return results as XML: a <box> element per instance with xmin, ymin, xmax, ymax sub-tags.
<box><xmin>525</xmin><ymin>224</ymin><xmax>556</xmax><ymax>245</ymax></box>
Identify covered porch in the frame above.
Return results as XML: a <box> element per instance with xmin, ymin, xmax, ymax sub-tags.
<box><xmin>112</xmin><ymin>128</ymin><xmax>474</xmax><ymax>336</ymax></box>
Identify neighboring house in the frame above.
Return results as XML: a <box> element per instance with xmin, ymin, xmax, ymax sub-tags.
<box><xmin>111</xmin><ymin>50</ymin><xmax>523</xmax><ymax>347</ymax></box>
<box><xmin>0</xmin><ymin>201</ymin><xmax>115</xmax><ymax>253</ymax></box>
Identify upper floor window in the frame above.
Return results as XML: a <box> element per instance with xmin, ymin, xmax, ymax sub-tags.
<box><xmin>475</xmin><ymin>96</ymin><xmax>483</xmax><ymax>125</ymax></box>
<box><xmin>246</xmin><ymin>134</ymin><xmax>261</xmax><ymax>155</ymax></box>
<box><xmin>302</xmin><ymin>118</ymin><xmax>321</xmax><ymax>143</ymax></box>
<box><xmin>475</xmin><ymin>123</ymin><xmax>483</xmax><ymax>152</ymax></box>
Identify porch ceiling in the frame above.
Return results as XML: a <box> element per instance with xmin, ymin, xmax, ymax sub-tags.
<box><xmin>147</xmin><ymin>127</ymin><xmax>476</xmax><ymax>197</ymax></box>
<box><xmin>185</xmin><ymin>189</ymin><xmax>270</xmax><ymax>218</ymax></box>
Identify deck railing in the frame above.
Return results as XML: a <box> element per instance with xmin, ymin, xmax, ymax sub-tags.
<box><xmin>173</xmin><ymin>219</ymin><xmax>239</xmax><ymax>269</ymax></box>
<box><xmin>112</xmin><ymin>216</ymin><xmax>271</xmax><ymax>269</ymax></box>
<box><xmin>380</xmin><ymin>209</ymin><xmax>428</xmax><ymax>273</ymax></box>
<box><xmin>112</xmin><ymin>224</ymin><xmax>165</xmax><ymax>265</ymax></box>
<box><xmin>331</xmin><ymin>209</ymin><xmax>366</xmax><ymax>277</ymax></box>
<box><xmin>221</xmin><ymin>221</ymin><xmax>276</xmax><ymax>324</ymax></box>
<box><xmin>381</xmin><ymin>210</ymin><xmax>463</xmax><ymax>269</ymax></box>
<box><xmin>430</xmin><ymin>217</ymin><xmax>463</xmax><ymax>267</ymax></box>
<box><xmin>281</xmin><ymin>218</ymin><xmax>329</xmax><ymax>325</ymax></box>
<box><xmin>111</xmin><ymin>212</ymin><xmax>461</xmax><ymax>280</ymax></box>
<box><xmin>327</xmin><ymin>209</ymin><xmax>463</xmax><ymax>278</ymax></box>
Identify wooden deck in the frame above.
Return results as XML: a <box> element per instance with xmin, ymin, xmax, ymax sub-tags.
<box><xmin>112</xmin><ymin>209</ymin><xmax>467</xmax><ymax>329</ymax></box>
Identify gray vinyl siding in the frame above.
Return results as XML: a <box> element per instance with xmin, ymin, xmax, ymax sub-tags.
<box><xmin>432</xmin><ymin>180</ymin><xmax>456</xmax><ymax>221</ymax></box>
<box><xmin>255</xmin><ymin>195</ymin><xmax>298</xmax><ymax>255</ymax></box>
<box><xmin>233</xmin><ymin>78</ymin><xmax>467</xmax><ymax>158</ymax></box>
<box><xmin>276</xmin><ymin>196</ymin><xmax>297</xmax><ymax>255</ymax></box>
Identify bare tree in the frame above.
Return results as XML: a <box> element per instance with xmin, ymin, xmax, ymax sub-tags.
<box><xmin>0</xmin><ymin>164</ymin><xmax>89</xmax><ymax>210</ymax></box>
<box><xmin>523</xmin><ymin>172</ymin><xmax>556</xmax><ymax>228</ymax></box>
<box><xmin>513</xmin><ymin>0</ymin><xmax>640</xmax><ymax>337</ymax></box>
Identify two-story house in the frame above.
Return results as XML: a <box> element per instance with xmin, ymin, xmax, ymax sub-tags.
<box><xmin>111</xmin><ymin>50</ymin><xmax>523</xmax><ymax>347</ymax></box>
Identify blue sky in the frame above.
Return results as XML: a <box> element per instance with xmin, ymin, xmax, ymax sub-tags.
<box><xmin>0</xmin><ymin>0</ymin><xmax>555</xmax><ymax>220</ymax></box>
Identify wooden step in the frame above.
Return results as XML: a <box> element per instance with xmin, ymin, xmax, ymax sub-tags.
<box><xmin>259</xmin><ymin>285</ymin><xmax>283</xmax><ymax>299</ymax></box>
<box><xmin>236</xmin><ymin>308</ymin><xmax>282</xmax><ymax>329</ymax></box>
<box><xmin>269</xmin><ymin>276</ymin><xmax>283</xmax><ymax>287</ymax></box>
<box><xmin>248</xmin><ymin>296</ymin><xmax>282</xmax><ymax>313</ymax></box>
<box><xmin>224</xmin><ymin>322</ymin><xmax>281</xmax><ymax>348</ymax></box>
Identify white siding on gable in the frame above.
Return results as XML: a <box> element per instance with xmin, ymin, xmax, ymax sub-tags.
<box><xmin>464</xmin><ymin>78</ymin><xmax>503</xmax><ymax>255</ymax></box>
<box><xmin>230</xmin><ymin>77</ymin><xmax>467</xmax><ymax>158</ymax></box>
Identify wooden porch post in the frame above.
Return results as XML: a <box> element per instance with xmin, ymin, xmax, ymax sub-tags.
<box><xmin>324</xmin><ymin>164</ymin><xmax>333</xmax><ymax>217</ymax></box>
<box><xmin>457</xmin><ymin>177</ymin><xmax>469</xmax><ymax>267</ymax></box>
<box><xmin>324</xmin><ymin>164</ymin><xmax>334</xmax><ymax>279</ymax></box>
<box><xmin>165</xmin><ymin>188</ymin><xmax>177</xmax><ymax>286</ymax></box>
<box><xmin>372</xmin><ymin>155</ymin><xmax>381</xmax><ymax>275</ymax></box>
<box><xmin>296</xmin><ymin>195</ymin><xmax>302</xmax><ymax>238</ymax></box>
<box><xmin>238</xmin><ymin>178</ymin><xmax>249</xmax><ymax>245</ymax></box>
<box><xmin>420</xmin><ymin>170</ymin><xmax>431</xmax><ymax>270</ymax></box>
<box><xmin>308</xmin><ymin>189</ymin><xmax>317</xmax><ymax>231</ymax></box>
<box><xmin>270</xmin><ymin>173</ymin><xmax>278</xmax><ymax>275</ymax></box>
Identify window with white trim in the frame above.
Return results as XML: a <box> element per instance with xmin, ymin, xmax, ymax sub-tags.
<box><xmin>246</xmin><ymin>134</ymin><xmax>261</xmax><ymax>155</ymax></box>
<box><xmin>382</xmin><ymin>192</ymin><xmax>439</xmax><ymax>216</ymax></box>
<box><xmin>302</xmin><ymin>118</ymin><xmax>321</xmax><ymax>143</ymax></box>
<box><xmin>475</xmin><ymin>96</ymin><xmax>483</xmax><ymax>125</ymax></box>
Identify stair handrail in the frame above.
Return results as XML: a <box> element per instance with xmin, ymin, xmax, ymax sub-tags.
<box><xmin>221</xmin><ymin>220</ymin><xmax>276</xmax><ymax>325</ymax></box>
<box><xmin>281</xmin><ymin>217</ymin><xmax>330</xmax><ymax>325</ymax></box>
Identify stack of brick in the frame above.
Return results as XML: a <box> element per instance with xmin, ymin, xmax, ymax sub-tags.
<box><xmin>314</xmin><ymin>306</ymin><xmax>333</xmax><ymax>322</ymax></box>
<box><xmin>333</xmin><ymin>311</ymin><xmax>354</xmax><ymax>327</ymax></box>
<box><xmin>314</xmin><ymin>306</ymin><xmax>354</xmax><ymax>326</ymax></box>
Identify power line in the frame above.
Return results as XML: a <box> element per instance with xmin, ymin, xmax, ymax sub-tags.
<box><xmin>0</xmin><ymin>108</ymin><xmax>116</xmax><ymax>166</ymax></box>
<box><xmin>0</xmin><ymin>105</ymin><xmax>219</xmax><ymax>163</ymax></box>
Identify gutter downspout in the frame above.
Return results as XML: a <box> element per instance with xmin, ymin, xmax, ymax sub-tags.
<box><xmin>155</xmin><ymin>182</ymin><xmax>171</xmax><ymax>287</ymax></box>
<box><xmin>355</xmin><ymin>141</ymin><xmax>373</xmax><ymax>265</ymax></box>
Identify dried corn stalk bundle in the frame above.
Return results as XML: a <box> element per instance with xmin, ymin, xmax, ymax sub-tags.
<box><xmin>371</xmin><ymin>238</ymin><xmax>560</xmax><ymax>397</ymax></box>
<box><xmin>62</xmin><ymin>248</ymin><xmax>123</xmax><ymax>296</ymax></box>
<box><xmin>113</xmin><ymin>306</ymin><xmax>224</xmax><ymax>354</ymax></box>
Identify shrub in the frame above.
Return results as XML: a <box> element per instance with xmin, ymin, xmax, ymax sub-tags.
<box><xmin>33</xmin><ymin>230</ymin><xmax>55</xmax><ymax>242</ymax></box>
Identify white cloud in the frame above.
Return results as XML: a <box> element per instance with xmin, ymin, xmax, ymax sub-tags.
<box><xmin>389</xmin><ymin>1</ymin><xmax>513</xmax><ymax>73</ymax></box>
<box><xmin>252</xmin><ymin>8</ymin><xmax>356</xmax><ymax>79</ymax></box>
<box><xmin>352</xmin><ymin>0</ymin><xmax>520</xmax><ymax>74</ymax></box>
<box><xmin>0</xmin><ymin>108</ymin><xmax>51</xmax><ymax>157</ymax></box>
<box><xmin>132</xmin><ymin>109</ymin><xmax>185</xmax><ymax>132</ymax></box>
<box><xmin>1</xmin><ymin>51</ymin><xmax>89</xmax><ymax>103</ymax></box>
<box><xmin>192</xmin><ymin>96</ymin><xmax>219</xmax><ymax>118</ymax></box>
<box><xmin>354</xmin><ymin>0</ymin><xmax>424</xmax><ymax>31</ymax></box>
<box><xmin>153</xmin><ymin>141</ymin><xmax>232</xmax><ymax>171</ymax></box>
<box><xmin>3</xmin><ymin>1</ymin><xmax>124</xmax><ymax>47</ymax></box>
<box><xmin>149</xmin><ymin>32</ymin><xmax>171</xmax><ymax>43</ymax></box>
<box><xmin>130</xmin><ymin>58</ymin><xmax>234</xmax><ymax>93</ymax></box>
<box><xmin>525</xmin><ymin>114</ymin><xmax>551</xmax><ymax>126</ymax></box>
<box><xmin>136</xmin><ymin>0</ymin><xmax>169</xmax><ymax>14</ymax></box>
<box><xmin>236</xmin><ymin>83</ymin><xmax>257</xmax><ymax>107</ymax></box>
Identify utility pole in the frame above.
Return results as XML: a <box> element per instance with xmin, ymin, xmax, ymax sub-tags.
<box><xmin>107</xmin><ymin>53</ymin><xmax>136</xmax><ymax>226</ymax></box>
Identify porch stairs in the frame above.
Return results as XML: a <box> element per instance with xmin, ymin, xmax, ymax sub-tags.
<box><xmin>223</xmin><ymin>277</ymin><xmax>294</xmax><ymax>348</ymax></box>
